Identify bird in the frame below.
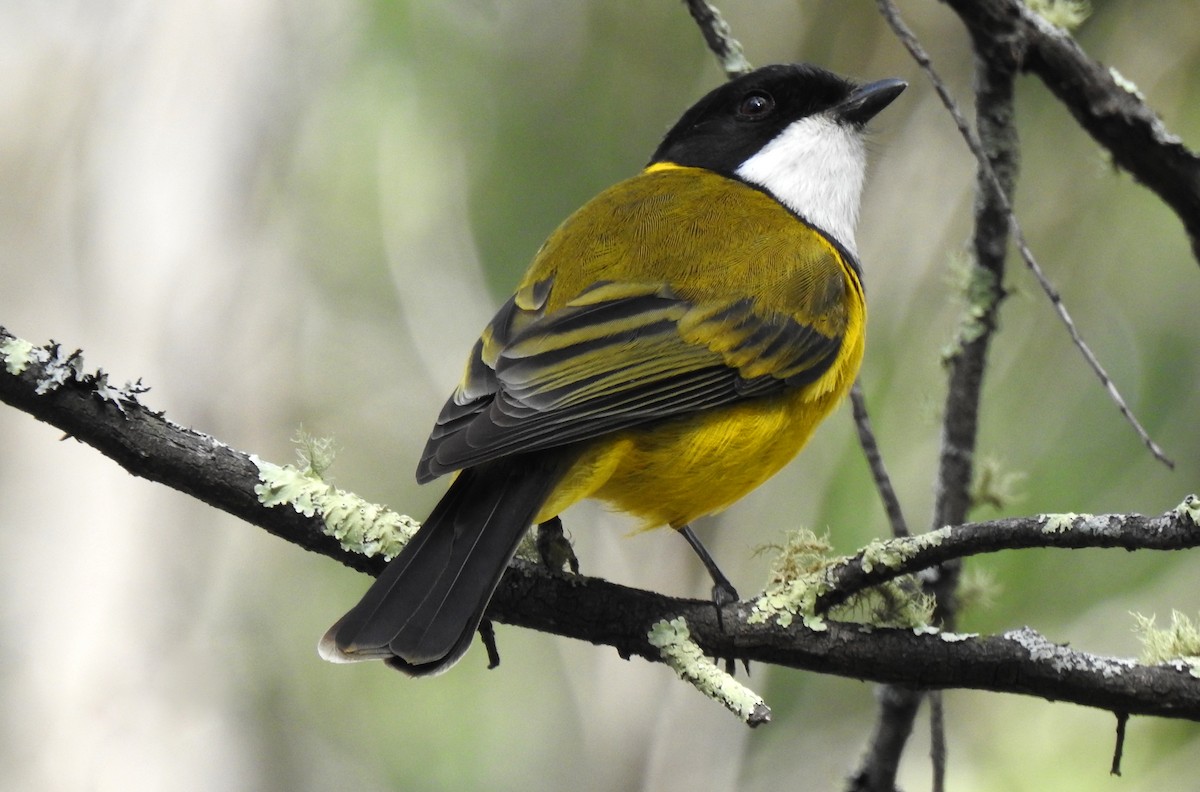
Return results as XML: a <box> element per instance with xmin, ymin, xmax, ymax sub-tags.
<box><xmin>319</xmin><ymin>63</ymin><xmax>906</xmax><ymax>676</ymax></box>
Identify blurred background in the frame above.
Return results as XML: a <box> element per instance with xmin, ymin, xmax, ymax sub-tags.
<box><xmin>1</xmin><ymin>1</ymin><xmax>1199</xmax><ymax>789</ymax></box>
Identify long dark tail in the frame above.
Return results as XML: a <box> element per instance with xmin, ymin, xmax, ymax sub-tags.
<box><xmin>319</xmin><ymin>454</ymin><xmax>565</xmax><ymax>676</ymax></box>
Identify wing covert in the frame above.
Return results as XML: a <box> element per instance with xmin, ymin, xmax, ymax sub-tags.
<box><xmin>416</xmin><ymin>281</ymin><xmax>844</xmax><ymax>481</ymax></box>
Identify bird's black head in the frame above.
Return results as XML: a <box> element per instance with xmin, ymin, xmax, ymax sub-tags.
<box><xmin>649</xmin><ymin>63</ymin><xmax>905</xmax><ymax>174</ymax></box>
<box><xmin>647</xmin><ymin>63</ymin><xmax>905</xmax><ymax>253</ymax></box>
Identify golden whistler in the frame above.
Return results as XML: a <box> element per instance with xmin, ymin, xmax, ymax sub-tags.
<box><xmin>321</xmin><ymin>64</ymin><xmax>906</xmax><ymax>675</ymax></box>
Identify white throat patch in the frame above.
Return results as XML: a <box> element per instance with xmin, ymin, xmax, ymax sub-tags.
<box><xmin>734</xmin><ymin>115</ymin><xmax>867</xmax><ymax>257</ymax></box>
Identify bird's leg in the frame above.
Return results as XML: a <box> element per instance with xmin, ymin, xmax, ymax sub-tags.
<box><xmin>678</xmin><ymin>524</ymin><xmax>739</xmax><ymax>628</ymax></box>
<box><xmin>536</xmin><ymin>516</ymin><xmax>580</xmax><ymax>574</ymax></box>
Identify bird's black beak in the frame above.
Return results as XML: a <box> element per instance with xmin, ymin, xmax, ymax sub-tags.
<box><xmin>835</xmin><ymin>78</ymin><xmax>907</xmax><ymax>127</ymax></box>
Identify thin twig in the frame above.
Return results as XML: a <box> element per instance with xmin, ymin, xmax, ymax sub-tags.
<box><xmin>850</xmin><ymin>381</ymin><xmax>909</xmax><ymax>538</ymax></box>
<box><xmin>479</xmin><ymin>619</ymin><xmax>501</xmax><ymax>669</ymax></box>
<box><xmin>682</xmin><ymin>0</ymin><xmax>752</xmax><ymax>78</ymax></box>
<box><xmin>875</xmin><ymin>0</ymin><xmax>1174</xmax><ymax>470</ymax></box>
<box><xmin>1111</xmin><ymin>711</ymin><xmax>1129</xmax><ymax>776</ymax></box>
<box><xmin>930</xmin><ymin>690</ymin><xmax>947</xmax><ymax>792</ymax></box>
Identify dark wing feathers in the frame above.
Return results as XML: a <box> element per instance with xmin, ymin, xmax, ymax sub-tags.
<box><xmin>415</xmin><ymin>281</ymin><xmax>843</xmax><ymax>482</ymax></box>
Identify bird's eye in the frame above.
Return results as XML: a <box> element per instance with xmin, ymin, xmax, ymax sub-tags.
<box><xmin>736</xmin><ymin>91</ymin><xmax>775</xmax><ymax>120</ymax></box>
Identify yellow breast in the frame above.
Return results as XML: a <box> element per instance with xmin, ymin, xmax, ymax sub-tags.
<box><xmin>536</xmin><ymin>304</ymin><xmax>862</xmax><ymax>530</ymax></box>
<box><xmin>529</xmin><ymin>166</ymin><xmax>866</xmax><ymax>528</ymax></box>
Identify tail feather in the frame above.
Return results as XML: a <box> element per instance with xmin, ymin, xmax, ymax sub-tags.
<box><xmin>320</xmin><ymin>454</ymin><xmax>564</xmax><ymax>676</ymax></box>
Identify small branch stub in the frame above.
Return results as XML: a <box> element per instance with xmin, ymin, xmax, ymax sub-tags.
<box><xmin>1174</xmin><ymin>494</ymin><xmax>1200</xmax><ymax>526</ymax></box>
<box><xmin>648</xmin><ymin>617</ymin><xmax>771</xmax><ymax>727</ymax></box>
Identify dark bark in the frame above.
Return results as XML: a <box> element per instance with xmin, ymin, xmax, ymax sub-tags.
<box><xmin>4</xmin><ymin>326</ymin><xmax>1200</xmax><ymax>724</ymax></box>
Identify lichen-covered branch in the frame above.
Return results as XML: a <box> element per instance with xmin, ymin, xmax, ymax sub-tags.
<box><xmin>682</xmin><ymin>0</ymin><xmax>751</xmax><ymax>78</ymax></box>
<box><xmin>649</xmin><ymin>617</ymin><xmax>771</xmax><ymax>726</ymax></box>
<box><xmin>815</xmin><ymin>504</ymin><xmax>1200</xmax><ymax>615</ymax></box>
<box><xmin>941</xmin><ymin>0</ymin><xmax>1200</xmax><ymax>263</ymax></box>
<box><xmin>882</xmin><ymin>0</ymin><xmax>1174</xmax><ymax>470</ymax></box>
<box><xmin>5</xmin><ymin>325</ymin><xmax>1200</xmax><ymax>725</ymax></box>
<box><xmin>858</xmin><ymin>3</ymin><xmax>1024</xmax><ymax>785</ymax></box>
<box><xmin>0</xmin><ymin>328</ymin><xmax>370</xmax><ymax>573</ymax></box>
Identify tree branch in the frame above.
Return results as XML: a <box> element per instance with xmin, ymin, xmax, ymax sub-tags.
<box><xmin>847</xmin><ymin>684</ymin><xmax>921</xmax><ymax>792</ymax></box>
<box><xmin>859</xmin><ymin>1</ymin><xmax>1024</xmax><ymax>784</ymax></box>
<box><xmin>882</xmin><ymin>0</ymin><xmax>1174</xmax><ymax>470</ymax></box>
<box><xmin>681</xmin><ymin>0</ymin><xmax>752</xmax><ymax>78</ymax></box>
<box><xmin>0</xmin><ymin>330</ymin><xmax>370</xmax><ymax>574</ymax></box>
<box><xmin>850</xmin><ymin>381</ymin><xmax>910</xmax><ymax>539</ymax></box>
<box><xmin>933</xmin><ymin>4</ymin><xmax>1018</xmax><ymax>533</ymax></box>
<box><xmin>814</xmin><ymin>506</ymin><xmax>1200</xmax><ymax>615</ymax></box>
<box><xmin>942</xmin><ymin>0</ymin><xmax>1200</xmax><ymax>264</ymax></box>
<box><xmin>5</xmin><ymin>325</ymin><xmax>1200</xmax><ymax>724</ymax></box>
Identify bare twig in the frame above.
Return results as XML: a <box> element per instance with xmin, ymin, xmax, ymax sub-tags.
<box><xmin>930</xmin><ymin>690</ymin><xmax>947</xmax><ymax>792</ymax></box>
<box><xmin>850</xmin><ymin>381</ymin><xmax>910</xmax><ymax>538</ymax></box>
<box><xmin>479</xmin><ymin>619</ymin><xmax>501</xmax><ymax>669</ymax></box>
<box><xmin>1111</xmin><ymin>711</ymin><xmax>1129</xmax><ymax>776</ymax></box>
<box><xmin>876</xmin><ymin>0</ymin><xmax>1172</xmax><ymax>468</ymax></box>
<box><xmin>1009</xmin><ymin>231</ymin><xmax>1174</xmax><ymax>468</ymax></box>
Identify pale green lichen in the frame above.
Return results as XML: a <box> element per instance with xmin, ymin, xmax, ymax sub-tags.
<box><xmin>1133</xmin><ymin>611</ymin><xmax>1200</xmax><ymax>678</ymax></box>
<box><xmin>1027</xmin><ymin>0</ymin><xmax>1091</xmax><ymax>30</ymax></box>
<box><xmin>514</xmin><ymin>530</ymin><xmax>540</xmax><ymax>564</ymax></box>
<box><xmin>2</xmin><ymin>335</ymin><xmax>145</xmax><ymax>409</ymax></box>
<box><xmin>253</xmin><ymin>432</ymin><xmax>418</xmax><ymax>560</ymax></box>
<box><xmin>957</xmin><ymin>566</ymin><xmax>1001</xmax><ymax>615</ymax></box>
<box><xmin>959</xmin><ymin>264</ymin><xmax>1002</xmax><ymax>346</ymax></box>
<box><xmin>840</xmin><ymin>577</ymin><xmax>936</xmax><ymax>631</ymax></box>
<box><xmin>1173</xmin><ymin>494</ymin><xmax>1200</xmax><ymax>527</ymax></box>
<box><xmin>941</xmin><ymin>257</ymin><xmax>1003</xmax><ymax>363</ymax></box>
<box><xmin>939</xmin><ymin>631</ymin><xmax>979</xmax><ymax>643</ymax></box>
<box><xmin>970</xmin><ymin>457</ymin><xmax>1026</xmax><ymax>512</ymax></box>
<box><xmin>91</xmin><ymin>370</ymin><xmax>148</xmax><ymax>414</ymax></box>
<box><xmin>1007</xmin><ymin>626</ymin><xmax>1134</xmax><ymax>678</ymax></box>
<box><xmin>749</xmin><ymin>529</ymin><xmax>935</xmax><ymax>632</ymax></box>
<box><xmin>859</xmin><ymin>528</ymin><xmax>950</xmax><ymax>574</ymax></box>
<box><xmin>1040</xmin><ymin>512</ymin><xmax>1085</xmax><ymax>533</ymax></box>
<box><xmin>1109</xmin><ymin>67</ymin><xmax>1145</xmax><ymax>100</ymax></box>
<box><xmin>293</xmin><ymin>429</ymin><xmax>337</xmax><ymax>479</ymax></box>
<box><xmin>515</xmin><ymin>519</ymin><xmax>577</xmax><ymax>571</ymax></box>
<box><xmin>30</xmin><ymin>343</ymin><xmax>84</xmax><ymax>394</ymax></box>
<box><xmin>749</xmin><ymin>529</ymin><xmax>835</xmax><ymax>629</ymax></box>
<box><xmin>648</xmin><ymin>617</ymin><xmax>770</xmax><ymax>726</ymax></box>
<box><xmin>0</xmin><ymin>336</ymin><xmax>35</xmax><ymax>374</ymax></box>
